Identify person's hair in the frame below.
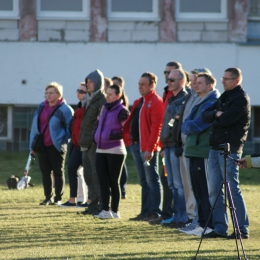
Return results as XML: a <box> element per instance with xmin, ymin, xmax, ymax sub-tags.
<box><xmin>109</xmin><ymin>84</ymin><xmax>129</xmax><ymax>108</ymax></box>
<box><xmin>141</xmin><ymin>72</ymin><xmax>157</xmax><ymax>85</ymax></box>
<box><xmin>104</xmin><ymin>77</ymin><xmax>113</xmax><ymax>88</ymax></box>
<box><xmin>197</xmin><ymin>73</ymin><xmax>216</xmax><ymax>88</ymax></box>
<box><xmin>45</xmin><ymin>82</ymin><xmax>63</xmax><ymax>98</ymax></box>
<box><xmin>170</xmin><ymin>69</ymin><xmax>187</xmax><ymax>86</ymax></box>
<box><xmin>225</xmin><ymin>68</ymin><xmax>243</xmax><ymax>83</ymax></box>
<box><xmin>80</xmin><ymin>82</ymin><xmax>86</xmax><ymax>87</ymax></box>
<box><xmin>184</xmin><ymin>70</ymin><xmax>191</xmax><ymax>86</ymax></box>
<box><xmin>166</xmin><ymin>61</ymin><xmax>183</xmax><ymax>70</ymax></box>
<box><xmin>112</xmin><ymin>76</ymin><xmax>125</xmax><ymax>88</ymax></box>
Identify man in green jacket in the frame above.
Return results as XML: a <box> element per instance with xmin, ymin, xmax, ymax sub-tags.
<box><xmin>181</xmin><ymin>73</ymin><xmax>220</xmax><ymax>236</ymax></box>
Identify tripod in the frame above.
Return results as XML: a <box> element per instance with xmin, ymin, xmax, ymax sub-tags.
<box><xmin>194</xmin><ymin>143</ymin><xmax>248</xmax><ymax>259</ymax></box>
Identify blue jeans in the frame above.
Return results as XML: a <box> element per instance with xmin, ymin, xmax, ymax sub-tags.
<box><xmin>130</xmin><ymin>143</ymin><xmax>161</xmax><ymax>216</ymax></box>
<box><xmin>207</xmin><ymin>149</ymin><xmax>249</xmax><ymax>236</ymax></box>
<box><xmin>164</xmin><ymin>147</ymin><xmax>188</xmax><ymax>223</ymax></box>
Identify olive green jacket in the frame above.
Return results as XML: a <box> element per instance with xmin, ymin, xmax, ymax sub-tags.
<box><xmin>78</xmin><ymin>90</ymin><xmax>106</xmax><ymax>149</ymax></box>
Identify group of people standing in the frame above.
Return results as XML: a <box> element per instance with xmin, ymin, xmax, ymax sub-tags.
<box><xmin>30</xmin><ymin>70</ymin><xmax>129</xmax><ymax>219</ymax></box>
<box><xmin>30</xmin><ymin>62</ymin><xmax>251</xmax><ymax>240</ymax></box>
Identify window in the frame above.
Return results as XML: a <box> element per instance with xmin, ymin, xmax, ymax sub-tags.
<box><xmin>37</xmin><ymin>0</ymin><xmax>89</xmax><ymax>20</ymax></box>
<box><xmin>108</xmin><ymin>0</ymin><xmax>158</xmax><ymax>20</ymax></box>
<box><xmin>176</xmin><ymin>0</ymin><xmax>227</xmax><ymax>21</ymax></box>
<box><xmin>0</xmin><ymin>106</ymin><xmax>12</xmax><ymax>140</ymax></box>
<box><xmin>249</xmin><ymin>0</ymin><xmax>260</xmax><ymax>19</ymax></box>
<box><xmin>0</xmin><ymin>0</ymin><xmax>18</xmax><ymax>19</ymax></box>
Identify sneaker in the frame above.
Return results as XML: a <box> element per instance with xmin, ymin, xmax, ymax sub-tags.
<box><xmin>179</xmin><ymin>217</ymin><xmax>199</xmax><ymax>232</ymax></box>
<box><xmin>59</xmin><ymin>201</ymin><xmax>76</xmax><ymax>207</ymax></box>
<box><xmin>76</xmin><ymin>202</ymin><xmax>89</xmax><ymax>208</ymax></box>
<box><xmin>112</xmin><ymin>211</ymin><xmax>121</xmax><ymax>219</ymax></box>
<box><xmin>161</xmin><ymin>216</ymin><xmax>175</xmax><ymax>225</ymax></box>
<box><xmin>193</xmin><ymin>227</ymin><xmax>213</xmax><ymax>236</ymax></box>
<box><xmin>142</xmin><ymin>213</ymin><xmax>160</xmax><ymax>221</ymax></box>
<box><xmin>129</xmin><ymin>214</ymin><xmax>146</xmax><ymax>221</ymax></box>
<box><xmin>94</xmin><ymin>210</ymin><xmax>113</xmax><ymax>219</ymax></box>
<box><xmin>227</xmin><ymin>231</ymin><xmax>249</xmax><ymax>239</ymax></box>
<box><xmin>39</xmin><ymin>199</ymin><xmax>53</xmax><ymax>205</ymax></box>
<box><xmin>183</xmin><ymin>225</ymin><xmax>203</xmax><ymax>235</ymax></box>
<box><xmin>203</xmin><ymin>231</ymin><xmax>227</xmax><ymax>238</ymax></box>
<box><xmin>50</xmin><ymin>200</ymin><xmax>61</xmax><ymax>206</ymax></box>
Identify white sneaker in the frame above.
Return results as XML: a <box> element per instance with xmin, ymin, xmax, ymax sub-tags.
<box><xmin>193</xmin><ymin>227</ymin><xmax>213</xmax><ymax>236</ymax></box>
<box><xmin>112</xmin><ymin>211</ymin><xmax>121</xmax><ymax>218</ymax></box>
<box><xmin>184</xmin><ymin>225</ymin><xmax>203</xmax><ymax>235</ymax></box>
<box><xmin>94</xmin><ymin>210</ymin><xmax>113</xmax><ymax>219</ymax></box>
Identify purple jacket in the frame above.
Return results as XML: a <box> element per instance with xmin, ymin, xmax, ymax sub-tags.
<box><xmin>94</xmin><ymin>100</ymin><xmax>124</xmax><ymax>149</ymax></box>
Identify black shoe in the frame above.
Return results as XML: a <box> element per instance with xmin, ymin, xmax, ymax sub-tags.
<box><xmin>203</xmin><ymin>231</ymin><xmax>227</xmax><ymax>238</ymax></box>
<box><xmin>227</xmin><ymin>232</ymin><xmax>249</xmax><ymax>239</ymax></box>
<box><xmin>129</xmin><ymin>214</ymin><xmax>146</xmax><ymax>221</ymax></box>
<box><xmin>149</xmin><ymin>216</ymin><xmax>163</xmax><ymax>225</ymax></box>
<box><xmin>142</xmin><ymin>213</ymin><xmax>160</xmax><ymax>222</ymax></box>
<box><xmin>77</xmin><ymin>202</ymin><xmax>89</xmax><ymax>208</ymax></box>
<box><xmin>59</xmin><ymin>201</ymin><xmax>76</xmax><ymax>207</ymax></box>
<box><xmin>39</xmin><ymin>199</ymin><xmax>53</xmax><ymax>205</ymax></box>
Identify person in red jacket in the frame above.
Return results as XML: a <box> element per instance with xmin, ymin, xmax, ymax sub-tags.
<box><xmin>123</xmin><ymin>72</ymin><xmax>164</xmax><ymax>221</ymax></box>
<box><xmin>60</xmin><ymin>82</ymin><xmax>88</xmax><ymax>207</ymax></box>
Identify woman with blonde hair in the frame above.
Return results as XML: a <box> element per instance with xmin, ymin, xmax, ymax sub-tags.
<box><xmin>30</xmin><ymin>82</ymin><xmax>73</xmax><ymax>205</ymax></box>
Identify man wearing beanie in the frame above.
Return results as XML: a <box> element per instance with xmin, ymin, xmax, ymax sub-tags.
<box><xmin>79</xmin><ymin>69</ymin><xmax>106</xmax><ymax>215</ymax></box>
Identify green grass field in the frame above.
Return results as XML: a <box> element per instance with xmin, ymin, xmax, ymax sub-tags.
<box><xmin>0</xmin><ymin>152</ymin><xmax>259</xmax><ymax>259</ymax></box>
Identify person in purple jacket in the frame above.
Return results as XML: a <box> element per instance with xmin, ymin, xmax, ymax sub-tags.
<box><xmin>94</xmin><ymin>84</ymin><xmax>130</xmax><ymax>219</ymax></box>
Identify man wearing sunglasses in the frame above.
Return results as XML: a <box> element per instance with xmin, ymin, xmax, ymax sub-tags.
<box><xmin>160</xmin><ymin>69</ymin><xmax>190</xmax><ymax>228</ymax></box>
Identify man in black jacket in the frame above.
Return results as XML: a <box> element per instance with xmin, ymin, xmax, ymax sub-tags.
<box><xmin>202</xmin><ymin>68</ymin><xmax>250</xmax><ymax>239</ymax></box>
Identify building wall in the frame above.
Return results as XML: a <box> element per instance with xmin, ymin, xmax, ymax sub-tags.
<box><xmin>0</xmin><ymin>0</ymin><xmax>260</xmax><ymax>152</ymax></box>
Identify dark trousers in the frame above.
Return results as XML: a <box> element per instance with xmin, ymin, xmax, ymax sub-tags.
<box><xmin>189</xmin><ymin>157</ymin><xmax>213</xmax><ymax>228</ymax></box>
<box><xmin>160</xmin><ymin>165</ymin><xmax>174</xmax><ymax>219</ymax></box>
<box><xmin>68</xmin><ymin>144</ymin><xmax>82</xmax><ymax>198</ymax></box>
<box><xmin>82</xmin><ymin>142</ymin><xmax>101</xmax><ymax>212</ymax></box>
<box><xmin>96</xmin><ymin>153</ymin><xmax>126</xmax><ymax>212</ymax></box>
<box><xmin>38</xmin><ymin>145</ymin><xmax>67</xmax><ymax>201</ymax></box>
<box><xmin>120</xmin><ymin>162</ymin><xmax>128</xmax><ymax>197</ymax></box>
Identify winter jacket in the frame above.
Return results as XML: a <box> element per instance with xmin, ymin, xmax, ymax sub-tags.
<box><xmin>71</xmin><ymin>102</ymin><xmax>84</xmax><ymax>146</ymax></box>
<box><xmin>30</xmin><ymin>100</ymin><xmax>74</xmax><ymax>152</ymax></box>
<box><xmin>202</xmin><ymin>85</ymin><xmax>251</xmax><ymax>154</ymax></box>
<box><xmin>182</xmin><ymin>89</ymin><xmax>220</xmax><ymax>158</ymax></box>
<box><xmin>160</xmin><ymin>88</ymin><xmax>188</xmax><ymax>147</ymax></box>
<box><xmin>123</xmin><ymin>89</ymin><xmax>164</xmax><ymax>152</ymax></box>
<box><xmin>78</xmin><ymin>90</ymin><xmax>106</xmax><ymax>149</ymax></box>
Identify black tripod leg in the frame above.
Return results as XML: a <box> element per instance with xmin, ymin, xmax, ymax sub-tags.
<box><xmin>193</xmin><ymin>181</ymin><xmax>224</xmax><ymax>259</ymax></box>
<box><xmin>226</xmin><ymin>182</ymin><xmax>248</xmax><ymax>260</ymax></box>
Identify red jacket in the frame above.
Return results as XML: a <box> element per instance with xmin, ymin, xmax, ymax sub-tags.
<box><xmin>71</xmin><ymin>106</ymin><xmax>84</xmax><ymax>146</ymax></box>
<box><xmin>123</xmin><ymin>90</ymin><xmax>164</xmax><ymax>152</ymax></box>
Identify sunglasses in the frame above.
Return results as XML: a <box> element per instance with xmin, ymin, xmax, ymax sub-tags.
<box><xmin>77</xmin><ymin>89</ymin><xmax>87</xmax><ymax>94</ymax></box>
<box><xmin>167</xmin><ymin>78</ymin><xmax>180</xmax><ymax>82</ymax></box>
<box><xmin>164</xmin><ymin>71</ymin><xmax>171</xmax><ymax>75</ymax></box>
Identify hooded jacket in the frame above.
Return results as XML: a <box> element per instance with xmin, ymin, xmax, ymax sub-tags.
<box><xmin>78</xmin><ymin>69</ymin><xmax>106</xmax><ymax>149</ymax></box>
